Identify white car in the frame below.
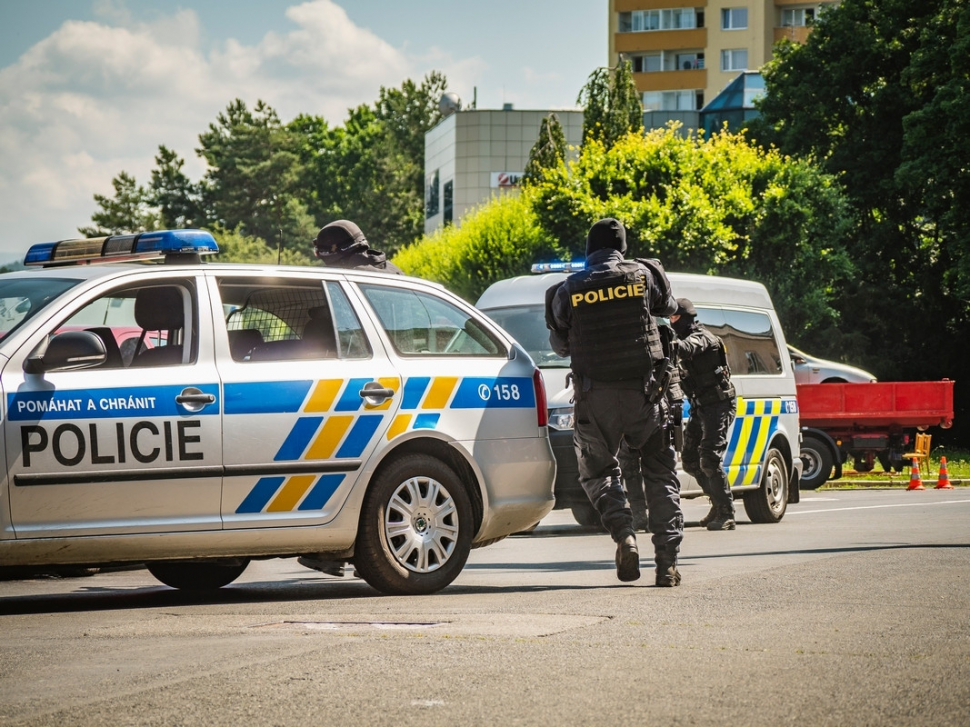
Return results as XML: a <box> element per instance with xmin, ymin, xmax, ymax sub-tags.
<box><xmin>788</xmin><ymin>345</ymin><xmax>876</xmax><ymax>385</ymax></box>
<box><xmin>0</xmin><ymin>230</ymin><xmax>555</xmax><ymax>595</ymax></box>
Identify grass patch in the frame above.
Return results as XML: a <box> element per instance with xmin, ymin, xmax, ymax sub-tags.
<box><xmin>823</xmin><ymin>446</ymin><xmax>970</xmax><ymax>487</ymax></box>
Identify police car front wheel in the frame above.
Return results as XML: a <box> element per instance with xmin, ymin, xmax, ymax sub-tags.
<box><xmin>146</xmin><ymin>560</ymin><xmax>250</xmax><ymax>591</ymax></box>
<box><xmin>355</xmin><ymin>454</ymin><xmax>474</xmax><ymax>596</ymax></box>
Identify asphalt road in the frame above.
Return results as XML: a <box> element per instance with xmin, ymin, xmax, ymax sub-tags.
<box><xmin>1</xmin><ymin>489</ymin><xmax>969</xmax><ymax>727</ymax></box>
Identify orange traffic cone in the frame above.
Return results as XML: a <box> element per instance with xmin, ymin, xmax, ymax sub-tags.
<box><xmin>907</xmin><ymin>459</ymin><xmax>925</xmax><ymax>490</ymax></box>
<box><xmin>935</xmin><ymin>457</ymin><xmax>954</xmax><ymax>490</ymax></box>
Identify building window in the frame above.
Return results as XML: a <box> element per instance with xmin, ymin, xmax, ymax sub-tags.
<box><xmin>630</xmin><ymin>52</ymin><xmax>703</xmax><ymax>73</ymax></box>
<box><xmin>721</xmin><ymin>8</ymin><xmax>748</xmax><ymax>30</ymax></box>
<box><xmin>443</xmin><ymin>180</ymin><xmax>453</xmax><ymax>225</ymax></box>
<box><xmin>642</xmin><ymin>90</ymin><xmax>703</xmax><ymax>112</ymax></box>
<box><xmin>619</xmin><ymin>8</ymin><xmax>697</xmax><ymax>32</ymax></box>
<box><xmin>721</xmin><ymin>49</ymin><xmax>748</xmax><ymax>72</ymax></box>
<box><xmin>781</xmin><ymin>7</ymin><xmax>816</xmax><ymax>27</ymax></box>
<box><xmin>425</xmin><ymin>170</ymin><xmax>439</xmax><ymax>217</ymax></box>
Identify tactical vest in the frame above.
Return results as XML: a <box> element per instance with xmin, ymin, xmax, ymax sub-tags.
<box><xmin>564</xmin><ymin>260</ymin><xmax>664</xmax><ymax>381</ymax></box>
<box><xmin>680</xmin><ymin>327</ymin><xmax>735</xmax><ymax>405</ymax></box>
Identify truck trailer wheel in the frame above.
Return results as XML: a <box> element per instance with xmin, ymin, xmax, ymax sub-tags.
<box><xmin>743</xmin><ymin>447</ymin><xmax>788</xmax><ymax>523</ymax></box>
<box><xmin>799</xmin><ymin>435</ymin><xmax>834</xmax><ymax>490</ymax></box>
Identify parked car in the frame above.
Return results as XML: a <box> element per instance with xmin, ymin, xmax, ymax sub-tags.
<box><xmin>0</xmin><ymin>230</ymin><xmax>556</xmax><ymax>595</ymax></box>
<box><xmin>788</xmin><ymin>345</ymin><xmax>876</xmax><ymax>385</ymax></box>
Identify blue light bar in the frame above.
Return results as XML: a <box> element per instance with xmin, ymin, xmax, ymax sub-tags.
<box><xmin>24</xmin><ymin>229</ymin><xmax>219</xmax><ymax>267</ymax></box>
<box><xmin>530</xmin><ymin>261</ymin><xmax>585</xmax><ymax>274</ymax></box>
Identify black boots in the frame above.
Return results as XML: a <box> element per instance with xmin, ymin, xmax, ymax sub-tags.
<box><xmin>706</xmin><ymin>507</ymin><xmax>736</xmax><ymax>531</ymax></box>
<box><xmin>655</xmin><ymin>560</ymin><xmax>681</xmax><ymax>587</ymax></box>
<box><xmin>698</xmin><ymin>504</ymin><xmax>717</xmax><ymax>527</ymax></box>
<box><xmin>615</xmin><ymin>534</ymin><xmax>640</xmax><ymax>582</ymax></box>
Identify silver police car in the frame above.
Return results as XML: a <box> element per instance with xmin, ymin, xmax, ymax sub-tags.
<box><xmin>0</xmin><ymin>230</ymin><xmax>555</xmax><ymax>595</ymax></box>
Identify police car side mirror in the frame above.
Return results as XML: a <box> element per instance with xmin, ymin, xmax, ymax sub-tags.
<box><xmin>24</xmin><ymin>330</ymin><xmax>108</xmax><ymax>374</ymax></box>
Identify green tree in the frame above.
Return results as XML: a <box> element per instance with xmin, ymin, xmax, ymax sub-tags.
<box><xmin>210</xmin><ymin>226</ymin><xmax>314</xmax><ymax>265</ymax></box>
<box><xmin>749</xmin><ymin>0</ymin><xmax>970</xmax><ymax>441</ymax></box>
<box><xmin>393</xmin><ymin>192</ymin><xmax>558</xmax><ymax>302</ymax></box>
<box><xmin>527</xmin><ymin>124</ymin><xmax>855</xmax><ymax>347</ymax></box>
<box><xmin>78</xmin><ymin>171</ymin><xmax>159</xmax><ymax>237</ymax></box>
<box><xmin>150</xmin><ymin>145</ymin><xmax>204</xmax><ymax>229</ymax></box>
<box><xmin>197</xmin><ymin>99</ymin><xmax>317</xmax><ymax>249</ymax></box>
<box><xmin>523</xmin><ymin>113</ymin><xmax>567</xmax><ymax>185</ymax></box>
<box><xmin>577</xmin><ymin>62</ymin><xmax>643</xmax><ymax>148</ymax></box>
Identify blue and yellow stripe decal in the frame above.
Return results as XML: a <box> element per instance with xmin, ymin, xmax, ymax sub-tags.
<box><xmin>723</xmin><ymin>396</ymin><xmax>793</xmax><ymax>487</ymax></box>
<box><xmin>227</xmin><ymin>375</ymin><xmax>534</xmax><ymax>514</ymax></box>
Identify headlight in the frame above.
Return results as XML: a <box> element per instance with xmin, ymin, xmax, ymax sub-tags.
<box><xmin>547</xmin><ymin>406</ymin><xmax>574</xmax><ymax>431</ymax></box>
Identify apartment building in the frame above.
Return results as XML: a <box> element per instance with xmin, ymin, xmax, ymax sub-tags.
<box><xmin>609</xmin><ymin>1</ymin><xmax>839</xmax><ymax>129</ymax></box>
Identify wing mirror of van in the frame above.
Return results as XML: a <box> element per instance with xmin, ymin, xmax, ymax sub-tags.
<box><xmin>24</xmin><ymin>330</ymin><xmax>108</xmax><ymax>374</ymax></box>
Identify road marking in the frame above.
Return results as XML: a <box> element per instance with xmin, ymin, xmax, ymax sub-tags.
<box><xmin>790</xmin><ymin>499</ymin><xmax>970</xmax><ymax>515</ymax></box>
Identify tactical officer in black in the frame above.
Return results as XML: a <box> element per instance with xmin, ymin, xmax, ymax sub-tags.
<box><xmin>671</xmin><ymin>298</ymin><xmax>738</xmax><ymax>531</ymax></box>
<box><xmin>301</xmin><ymin>220</ymin><xmax>402</xmax><ymax>579</ymax></box>
<box><xmin>546</xmin><ymin>218</ymin><xmax>683</xmax><ymax>586</ymax></box>
<box><xmin>619</xmin><ymin>324</ymin><xmax>685</xmax><ymax>534</ymax></box>
<box><xmin>313</xmin><ymin>220</ymin><xmax>403</xmax><ymax>274</ymax></box>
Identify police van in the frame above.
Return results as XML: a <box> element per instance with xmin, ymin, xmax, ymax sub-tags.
<box><xmin>0</xmin><ymin>230</ymin><xmax>556</xmax><ymax>594</ymax></box>
<box><xmin>476</xmin><ymin>264</ymin><xmax>801</xmax><ymax>528</ymax></box>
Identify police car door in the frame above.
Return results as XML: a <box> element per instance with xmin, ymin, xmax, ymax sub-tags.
<box><xmin>210</xmin><ymin>273</ymin><xmax>402</xmax><ymax>528</ymax></box>
<box><xmin>4</xmin><ymin>273</ymin><xmax>223</xmax><ymax>537</ymax></box>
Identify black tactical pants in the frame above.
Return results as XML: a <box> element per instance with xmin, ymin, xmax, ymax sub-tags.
<box><xmin>681</xmin><ymin>397</ymin><xmax>737</xmax><ymax>515</ymax></box>
<box><xmin>574</xmin><ymin>382</ymin><xmax>683</xmax><ymax>559</ymax></box>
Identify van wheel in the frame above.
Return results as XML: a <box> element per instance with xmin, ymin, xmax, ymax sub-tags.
<box><xmin>799</xmin><ymin>435</ymin><xmax>833</xmax><ymax>490</ymax></box>
<box><xmin>147</xmin><ymin>560</ymin><xmax>249</xmax><ymax>591</ymax></box>
<box><xmin>743</xmin><ymin>447</ymin><xmax>788</xmax><ymax>523</ymax></box>
<box><xmin>354</xmin><ymin>454</ymin><xmax>473</xmax><ymax>596</ymax></box>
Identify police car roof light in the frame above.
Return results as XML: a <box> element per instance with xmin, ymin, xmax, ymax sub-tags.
<box><xmin>530</xmin><ymin>261</ymin><xmax>585</xmax><ymax>274</ymax></box>
<box><xmin>24</xmin><ymin>229</ymin><xmax>219</xmax><ymax>267</ymax></box>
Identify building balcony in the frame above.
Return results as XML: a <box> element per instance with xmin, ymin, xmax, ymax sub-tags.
<box><xmin>634</xmin><ymin>69</ymin><xmax>707</xmax><ymax>92</ymax></box>
<box><xmin>774</xmin><ymin>25</ymin><xmax>812</xmax><ymax>44</ymax></box>
<box><xmin>616</xmin><ymin>27</ymin><xmax>707</xmax><ymax>53</ymax></box>
<box><xmin>615</xmin><ymin>0</ymin><xmax>705</xmax><ymax>10</ymax></box>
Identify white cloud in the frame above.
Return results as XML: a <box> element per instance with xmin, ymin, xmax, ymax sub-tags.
<box><xmin>0</xmin><ymin>0</ymin><xmax>472</xmax><ymax>260</ymax></box>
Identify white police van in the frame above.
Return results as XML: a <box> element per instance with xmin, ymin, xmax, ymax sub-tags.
<box><xmin>0</xmin><ymin>230</ymin><xmax>555</xmax><ymax>594</ymax></box>
<box><xmin>476</xmin><ymin>264</ymin><xmax>801</xmax><ymax>528</ymax></box>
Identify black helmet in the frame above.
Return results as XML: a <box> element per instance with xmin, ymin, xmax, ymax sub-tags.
<box><xmin>585</xmin><ymin>218</ymin><xmax>627</xmax><ymax>258</ymax></box>
<box><xmin>675</xmin><ymin>298</ymin><xmax>696</xmax><ymax>318</ymax></box>
<box><xmin>313</xmin><ymin>220</ymin><xmax>367</xmax><ymax>257</ymax></box>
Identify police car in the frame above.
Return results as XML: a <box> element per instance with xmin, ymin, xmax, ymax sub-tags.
<box><xmin>0</xmin><ymin>230</ymin><xmax>555</xmax><ymax>595</ymax></box>
<box><xmin>477</xmin><ymin>264</ymin><xmax>801</xmax><ymax>528</ymax></box>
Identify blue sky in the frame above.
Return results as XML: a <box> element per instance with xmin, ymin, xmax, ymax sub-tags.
<box><xmin>0</xmin><ymin>0</ymin><xmax>606</xmax><ymax>261</ymax></box>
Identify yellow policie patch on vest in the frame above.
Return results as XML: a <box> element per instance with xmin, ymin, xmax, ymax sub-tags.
<box><xmin>570</xmin><ymin>282</ymin><xmax>645</xmax><ymax>307</ymax></box>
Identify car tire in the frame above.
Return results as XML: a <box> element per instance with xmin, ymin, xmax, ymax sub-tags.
<box><xmin>799</xmin><ymin>435</ymin><xmax>833</xmax><ymax>490</ymax></box>
<box><xmin>146</xmin><ymin>560</ymin><xmax>249</xmax><ymax>591</ymax></box>
<box><xmin>743</xmin><ymin>447</ymin><xmax>788</xmax><ymax>523</ymax></box>
<box><xmin>354</xmin><ymin>454</ymin><xmax>473</xmax><ymax>596</ymax></box>
<box><xmin>570</xmin><ymin>501</ymin><xmax>605</xmax><ymax>530</ymax></box>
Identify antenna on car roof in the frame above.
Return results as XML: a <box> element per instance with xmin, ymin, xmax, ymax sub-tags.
<box><xmin>277</xmin><ymin>226</ymin><xmax>283</xmax><ymax>266</ymax></box>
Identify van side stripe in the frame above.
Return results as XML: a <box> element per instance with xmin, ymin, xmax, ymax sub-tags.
<box><xmin>225</xmin><ymin>381</ymin><xmax>312</xmax><ymax>414</ymax></box>
<box><xmin>306</xmin><ymin>416</ymin><xmax>353</xmax><ymax>459</ymax></box>
<box><xmin>401</xmin><ymin>378</ymin><xmax>431</xmax><ymax>409</ymax></box>
<box><xmin>334</xmin><ymin>378</ymin><xmax>372</xmax><ymax>411</ymax></box>
<box><xmin>304</xmin><ymin>379</ymin><xmax>343</xmax><ymax>412</ymax></box>
<box><xmin>268</xmin><ymin>474</ymin><xmax>315</xmax><ymax>512</ymax></box>
<box><xmin>236</xmin><ymin>476</ymin><xmax>285</xmax><ymax>513</ymax></box>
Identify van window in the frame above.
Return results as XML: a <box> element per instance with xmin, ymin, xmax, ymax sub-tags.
<box><xmin>696</xmin><ymin>307</ymin><xmax>782</xmax><ymax>376</ymax></box>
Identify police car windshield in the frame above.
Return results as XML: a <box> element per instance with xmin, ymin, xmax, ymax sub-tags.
<box><xmin>0</xmin><ymin>277</ymin><xmax>81</xmax><ymax>340</ymax></box>
<box><xmin>484</xmin><ymin>305</ymin><xmax>570</xmax><ymax>368</ymax></box>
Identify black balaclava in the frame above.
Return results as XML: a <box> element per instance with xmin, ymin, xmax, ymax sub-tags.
<box><xmin>672</xmin><ymin>297</ymin><xmax>697</xmax><ymax>338</ymax></box>
<box><xmin>585</xmin><ymin>218</ymin><xmax>628</xmax><ymax>258</ymax></box>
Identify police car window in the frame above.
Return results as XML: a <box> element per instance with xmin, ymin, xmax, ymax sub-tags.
<box><xmin>219</xmin><ymin>278</ymin><xmax>368</xmax><ymax>362</ymax></box>
<box><xmin>484</xmin><ymin>305</ymin><xmax>569</xmax><ymax>367</ymax></box>
<box><xmin>359</xmin><ymin>284</ymin><xmax>502</xmax><ymax>357</ymax></box>
<box><xmin>0</xmin><ymin>278</ymin><xmax>80</xmax><ymax>340</ymax></box>
<box><xmin>697</xmin><ymin>306</ymin><xmax>782</xmax><ymax>376</ymax></box>
<box><xmin>55</xmin><ymin>282</ymin><xmax>195</xmax><ymax>368</ymax></box>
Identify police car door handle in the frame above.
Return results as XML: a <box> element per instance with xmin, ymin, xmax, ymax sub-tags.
<box><xmin>175</xmin><ymin>387</ymin><xmax>216</xmax><ymax>411</ymax></box>
<box><xmin>359</xmin><ymin>382</ymin><xmax>395</xmax><ymax>403</ymax></box>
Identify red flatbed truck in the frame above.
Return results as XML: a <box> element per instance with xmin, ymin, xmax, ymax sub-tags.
<box><xmin>797</xmin><ymin>380</ymin><xmax>955</xmax><ymax>489</ymax></box>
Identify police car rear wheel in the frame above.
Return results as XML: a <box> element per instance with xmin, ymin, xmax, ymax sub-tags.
<box><xmin>355</xmin><ymin>454</ymin><xmax>473</xmax><ymax>596</ymax></box>
<box><xmin>743</xmin><ymin>447</ymin><xmax>788</xmax><ymax>523</ymax></box>
<box><xmin>146</xmin><ymin>560</ymin><xmax>249</xmax><ymax>591</ymax></box>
